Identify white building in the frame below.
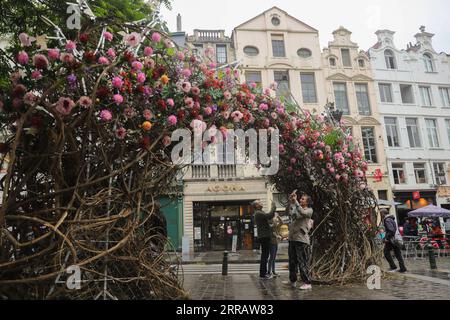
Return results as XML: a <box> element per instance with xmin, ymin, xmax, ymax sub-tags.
<box><xmin>368</xmin><ymin>27</ymin><xmax>450</xmax><ymax>224</ymax></box>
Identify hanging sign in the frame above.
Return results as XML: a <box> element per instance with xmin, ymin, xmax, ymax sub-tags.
<box><xmin>413</xmin><ymin>191</ymin><xmax>421</xmax><ymax>200</ymax></box>
<box><xmin>373</xmin><ymin>169</ymin><xmax>383</xmax><ymax>182</ymax></box>
<box><xmin>231</xmin><ymin>235</ymin><xmax>238</xmax><ymax>253</ymax></box>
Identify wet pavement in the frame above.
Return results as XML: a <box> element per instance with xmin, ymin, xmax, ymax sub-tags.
<box><xmin>180</xmin><ymin>258</ymin><xmax>450</xmax><ymax>300</ymax></box>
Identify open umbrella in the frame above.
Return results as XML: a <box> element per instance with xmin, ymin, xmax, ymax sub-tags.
<box><xmin>407</xmin><ymin>205</ymin><xmax>450</xmax><ymax>218</ymax></box>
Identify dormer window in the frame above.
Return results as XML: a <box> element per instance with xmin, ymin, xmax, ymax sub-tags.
<box><xmin>384</xmin><ymin>49</ymin><xmax>397</xmax><ymax>69</ymax></box>
<box><xmin>424</xmin><ymin>53</ymin><xmax>434</xmax><ymax>72</ymax></box>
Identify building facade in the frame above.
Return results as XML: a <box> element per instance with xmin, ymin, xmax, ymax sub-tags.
<box><xmin>186</xmin><ymin>29</ymin><xmax>235</xmax><ymax>67</ymax></box>
<box><xmin>368</xmin><ymin>27</ymin><xmax>450</xmax><ymax>224</ymax></box>
<box><xmin>322</xmin><ymin>27</ymin><xmax>392</xmax><ymax>208</ymax></box>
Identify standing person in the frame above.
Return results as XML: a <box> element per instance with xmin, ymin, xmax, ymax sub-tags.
<box><xmin>268</xmin><ymin>212</ymin><xmax>283</xmax><ymax>277</ymax></box>
<box><xmin>253</xmin><ymin>200</ymin><xmax>276</xmax><ymax>280</ymax></box>
<box><xmin>381</xmin><ymin>209</ymin><xmax>407</xmax><ymax>273</ymax></box>
<box><xmin>283</xmin><ymin>192</ymin><xmax>314</xmax><ymax>290</ymax></box>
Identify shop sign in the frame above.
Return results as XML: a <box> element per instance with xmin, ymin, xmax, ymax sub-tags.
<box><xmin>373</xmin><ymin>169</ymin><xmax>383</xmax><ymax>182</ymax></box>
<box><xmin>206</xmin><ymin>185</ymin><xmax>246</xmax><ymax>192</ymax></box>
<box><xmin>194</xmin><ymin>227</ymin><xmax>202</xmax><ymax>240</ymax></box>
<box><xmin>231</xmin><ymin>235</ymin><xmax>238</xmax><ymax>253</ymax></box>
<box><xmin>413</xmin><ymin>191</ymin><xmax>421</xmax><ymax>200</ymax></box>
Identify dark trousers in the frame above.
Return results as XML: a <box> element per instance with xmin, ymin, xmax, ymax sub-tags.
<box><xmin>384</xmin><ymin>241</ymin><xmax>407</xmax><ymax>271</ymax></box>
<box><xmin>268</xmin><ymin>243</ymin><xmax>278</xmax><ymax>275</ymax></box>
<box><xmin>288</xmin><ymin>241</ymin><xmax>311</xmax><ymax>284</ymax></box>
<box><xmin>258</xmin><ymin>237</ymin><xmax>271</xmax><ymax>277</ymax></box>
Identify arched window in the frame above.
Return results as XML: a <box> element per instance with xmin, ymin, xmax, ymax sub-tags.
<box><xmin>329</xmin><ymin>57</ymin><xmax>336</xmax><ymax>67</ymax></box>
<box><xmin>384</xmin><ymin>49</ymin><xmax>397</xmax><ymax>69</ymax></box>
<box><xmin>424</xmin><ymin>53</ymin><xmax>434</xmax><ymax>72</ymax></box>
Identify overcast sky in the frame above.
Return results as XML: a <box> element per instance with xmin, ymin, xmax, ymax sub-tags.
<box><xmin>161</xmin><ymin>0</ymin><xmax>450</xmax><ymax>53</ymax></box>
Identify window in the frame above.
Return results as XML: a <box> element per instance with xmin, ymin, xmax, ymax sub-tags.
<box><xmin>425</xmin><ymin>119</ymin><xmax>440</xmax><ymax>148</ymax></box>
<box><xmin>245</xmin><ymin>71</ymin><xmax>262</xmax><ymax>88</ymax></box>
<box><xmin>358</xmin><ymin>59</ymin><xmax>365</xmax><ymax>68</ymax></box>
<box><xmin>439</xmin><ymin>87</ymin><xmax>450</xmax><ymax>107</ymax></box>
<box><xmin>297</xmin><ymin>48</ymin><xmax>312</xmax><ymax>58</ymax></box>
<box><xmin>272</xmin><ymin>35</ymin><xmax>285</xmax><ymax>57</ymax></box>
<box><xmin>424</xmin><ymin>53</ymin><xmax>434</xmax><ymax>72</ymax></box>
<box><xmin>378</xmin><ymin>190</ymin><xmax>388</xmax><ymax>201</ymax></box>
<box><xmin>406</xmin><ymin>118</ymin><xmax>422</xmax><ymax>148</ymax></box>
<box><xmin>274</xmin><ymin>71</ymin><xmax>290</xmax><ymax>100</ymax></box>
<box><xmin>341</xmin><ymin>49</ymin><xmax>351</xmax><ymax>67</ymax></box>
<box><xmin>420</xmin><ymin>86</ymin><xmax>433</xmax><ymax>106</ymax></box>
<box><xmin>329</xmin><ymin>58</ymin><xmax>336</xmax><ymax>67</ymax></box>
<box><xmin>392</xmin><ymin>163</ymin><xmax>407</xmax><ymax>184</ymax></box>
<box><xmin>243</xmin><ymin>46</ymin><xmax>259</xmax><ymax>56</ymax></box>
<box><xmin>361</xmin><ymin>127</ymin><xmax>378</xmax><ymax>163</ymax></box>
<box><xmin>271</xmin><ymin>17</ymin><xmax>280</xmax><ymax>26</ymax></box>
<box><xmin>300</xmin><ymin>73</ymin><xmax>317</xmax><ymax>103</ymax></box>
<box><xmin>355</xmin><ymin>83</ymin><xmax>371</xmax><ymax>115</ymax></box>
<box><xmin>333</xmin><ymin>82</ymin><xmax>349</xmax><ymax>115</ymax></box>
<box><xmin>433</xmin><ymin>163</ymin><xmax>447</xmax><ymax>185</ymax></box>
<box><xmin>414</xmin><ymin>163</ymin><xmax>427</xmax><ymax>184</ymax></box>
<box><xmin>384</xmin><ymin>49</ymin><xmax>397</xmax><ymax>69</ymax></box>
<box><xmin>400</xmin><ymin>84</ymin><xmax>415</xmax><ymax>104</ymax></box>
<box><xmin>384</xmin><ymin>117</ymin><xmax>400</xmax><ymax>147</ymax></box>
<box><xmin>216</xmin><ymin>45</ymin><xmax>227</xmax><ymax>64</ymax></box>
<box><xmin>446</xmin><ymin>119</ymin><xmax>450</xmax><ymax>144</ymax></box>
<box><xmin>379</xmin><ymin>83</ymin><xmax>393</xmax><ymax>103</ymax></box>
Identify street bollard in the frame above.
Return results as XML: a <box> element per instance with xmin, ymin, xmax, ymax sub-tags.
<box><xmin>427</xmin><ymin>244</ymin><xmax>437</xmax><ymax>270</ymax></box>
<box><xmin>222</xmin><ymin>251</ymin><xmax>228</xmax><ymax>276</ymax></box>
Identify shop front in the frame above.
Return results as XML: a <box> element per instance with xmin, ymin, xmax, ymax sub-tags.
<box><xmin>183</xmin><ymin>178</ymin><xmax>269</xmax><ymax>254</ymax></box>
<box><xmin>393</xmin><ymin>190</ymin><xmax>437</xmax><ymax>225</ymax></box>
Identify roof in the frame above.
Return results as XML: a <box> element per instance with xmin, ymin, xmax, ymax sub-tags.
<box><xmin>234</xmin><ymin>6</ymin><xmax>318</xmax><ymax>32</ymax></box>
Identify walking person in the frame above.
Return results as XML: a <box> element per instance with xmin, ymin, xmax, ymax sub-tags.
<box><xmin>283</xmin><ymin>192</ymin><xmax>314</xmax><ymax>290</ymax></box>
<box><xmin>253</xmin><ymin>200</ymin><xmax>276</xmax><ymax>280</ymax></box>
<box><xmin>381</xmin><ymin>209</ymin><xmax>407</xmax><ymax>273</ymax></box>
<box><xmin>268</xmin><ymin>212</ymin><xmax>283</xmax><ymax>277</ymax></box>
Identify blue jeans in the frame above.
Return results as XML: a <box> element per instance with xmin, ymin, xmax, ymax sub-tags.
<box><xmin>268</xmin><ymin>243</ymin><xmax>278</xmax><ymax>275</ymax></box>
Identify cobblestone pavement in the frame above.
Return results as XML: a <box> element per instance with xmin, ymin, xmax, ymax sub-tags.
<box><xmin>180</xmin><ymin>258</ymin><xmax>450</xmax><ymax>300</ymax></box>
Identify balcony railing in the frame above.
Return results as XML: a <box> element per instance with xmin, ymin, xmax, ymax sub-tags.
<box><xmin>218</xmin><ymin>165</ymin><xmax>237</xmax><ymax>179</ymax></box>
<box><xmin>191</xmin><ymin>165</ymin><xmax>211</xmax><ymax>179</ymax></box>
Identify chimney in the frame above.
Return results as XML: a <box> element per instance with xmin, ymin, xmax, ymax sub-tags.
<box><xmin>176</xmin><ymin>14</ymin><xmax>182</xmax><ymax>32</ymax></box>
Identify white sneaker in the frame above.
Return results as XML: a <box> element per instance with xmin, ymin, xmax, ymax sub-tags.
<box><xmin>299</xmin><ymin>284</ymin><xmax>312</xmax><ymax>290</ymax></box>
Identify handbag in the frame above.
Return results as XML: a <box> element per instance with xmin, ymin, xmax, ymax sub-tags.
<box><xmin>307</xmin><ymin>218</ymin><xmax>314</xmax><ymax>232</ymax></box>
<box><xmin>393</xmin><ymin>229</ymin><xmax>403</xmax><ymax>247</ymax></box>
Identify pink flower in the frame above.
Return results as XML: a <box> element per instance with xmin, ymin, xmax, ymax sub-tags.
<box><xmin>182</xmin><ymin>69</ymin><xmax>192</xmax><ymax>78</ymax></box>
<box><xmin>60</xmin><ymin>53</ymin><xmax>74</xmax><ymax>64</ymax></box>
<box><xmin>224</xmin><ymin>91</ymin><xmax>232</xmax><ymax>100</ymax></box>
<box><xmin>98</xmin><ymin>56</ymin><xmax>109</xmax><ymax>64</ymax></box>
<box><xmin>167</xmin><ymin>98</ymin><xmax>175</xmax><ymax>107</ymax></box>
<box><xmin>231</xmin><ymin>111</ymin><xmax>243</xmax><ymax>122</ymax></box>
<box><xmin>250</xmin><ymin>82</ymin><xmax>257</xmax><ymax>89</ymax></box>
<box><xmin>271</xmin><ymin>112</ymin><xmax>278</xmax><ymax>120</ymax></box>
<box><xmin>329</xmin><ymin>167</ymin><xmax>335</xmax><ymax>173</ymax></box>
<box><xmin>205</xmin><ymin>47</ymin><xmax>214</xmax><ymax>57</ymax></box>
<box><xmin>191</xmin><ymin>87</ymin><xmax>200</xmax><ymax>95</ymax></box>
<box><xmin>259</xmin><ymin>103</ymin><xmax>268</xmax><ymax>111</ymax></box>
<box><xmin>288</xmin><ymin>167</ymin><xmax>293</xmax><ymax>172</ymax></box>
<box><xmin>100</xmin><ymin>109</ymin><xmax>113</xmax><ymax>121</ymax></box>
<box><xmin>290</xmin><ymin>158</ymin><xmax>297</xmax><ymax>165</ymax></box>
<box><xmin>181</xmin><ymin>82</ymin><xmax>191</xmax><ymax>93</ymax></box>
<box><xmin>24</xmin><ymin>92</ymin><xmax>38</xmax><ymax>106</ymax></box>
<box><xmin>19</xmin><ymin>33</ymin><xmax>35</xmax><ymax>47</ymax></box>
<box><xmin>167</xmin><ymin>115</ymin><xmax>177</xmax><ymax>126</ymax></box>
<box><xmin>31</xmin><ymin>70</ymin><xmax>42</xmax><ymax>79</ymax></box>
<box><xmin>136</xmin><ymin>72</ymin><xmax>146</xmax><ymax>83</ymax></box>
<box><xmin>299</xmin><ymin>135</ymin><xmax>306</xmax><ymax>142</ymax></box>
<box><xmin>221</xmin><ymin>111</ymin><xmax>230</xmax><ymax>119</ymax></box>
<box><xmin>145</xmin><ymin>58</ymin><xmax>155</xmax><ymax>69</ymax></box>
<box><xmin>56</xmin><ymin>97</ymin><xmax>75</xmax><ymax>116</ymax></box>
<box><xmin>103</xmin><ymin>31</ymin><xmax>113</xmax><ymax>41</ymax></box>
<box><xmin>143</xmin><ymin>109</ymin><xmax>153</xmax><ymax>120</ymax></box>
<box><xmin>112</xmin><ymin>76</ymin><xmax>123</xmax><ymax>88</ymax></box>
<box><xmin>132</xmin><ymin>61</ymin><xmax>143</xmax><ymax>70</ymax></box>
<box><xmin>163</xmin><ymin>135</ymin><xmax>172</xmax><ymax>147</ymax></box>
<box><xmin>78</xmin><ymin>96</ymin><xmax>92</xmax><ymax>108</ymax></box>
<box><xmin>17</xmin><ymin>51</ymin><xmax>29</xmax><ymax>65</ymax></box>
<box><xmin>185</xmin><ymin>97</ymin><xmax>194</xmax><ymax>108</ymax></box>
<box><xmin>124</xmin><ymin>32</ymin><xmax>141</xmax><ymax>47</ymax></box>
<box><xmin>33</xmin><ymin>54</ymin><xmax>48</xmax><ymax>70</ymax></box>
<box><xmin>107</xmin><ymin>48</ymin><xmax>116</xmax><ymax>58</ymax></box>
<box><xmin>264</xmin><ymin>88</ymin><xmax>271</xmax><ymax>95</ymax></box>
<box><xmin>116</xmin><ymin>127</ymin><xmax>126</xmax><ymax>139</ymax></box>
<box><xmin>151</xmin><ymin>32</ymin><xmax>161</xmax><ymax>42</ymax></box>
<box><xmin>144</xmin><ymin>46</ymin><xmax>153</xmax><ymax>56</ymax></box>
<box><xmin>66</xmin><ymin>40</ymin><xmax>76</xmax><ymax>52</ymax></box>
<box><xmin>177</xmin><ymin>52</ymin><xmax>185</xmax><ymax>61</ymax></box>
<box><xmin>48</xmin><ymin>48</ymin><xmax>60</xmax><ymax>60</ymax></box>
<box><xmin>113</xmin><ymin>94</ymin><xmax>124</xmax><ymax>105</ymax></box>
<box><xmin>335</xmin><ymin>174</ymin><xmax>341</xmax><ymax>181</ymax></box>
<box><xmin>204</xmin><ymin>107</ymin><xmax>213</xmax><ymax>115</ymax></box>
<box><xmin>164</xmin><ymin>39</ymin><xmax>173</xmax><ymax>48</ymax></box>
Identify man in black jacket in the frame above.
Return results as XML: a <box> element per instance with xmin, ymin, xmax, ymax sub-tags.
<box><xmin>381</xmin><ymin>209</ymin><xmax>407</xmax><ymax>273</ymax></box>
<box><xmin>253</xmin><ymin>200</ymin><xmax>276</xmax><ymax>280</ymax></box>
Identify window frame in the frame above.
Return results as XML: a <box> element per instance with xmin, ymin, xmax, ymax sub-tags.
<box><xmin>274</xmin><ymin>70</ymin><xmax>290</xmax><ymax>100</ymax></box>
<box><xmin>271</xmin><ymin>35</ymin><xmax>286</xmax><ymax>58</ymax></box>
<box><xmin>406</xmin><ymin>118</ymin><xmax>422</xmax><ymax>148</ymax></box>
<box><xmin>400</xmin><ymin>84</ymin><xmax>415</xmax><ymax>104</ymax></box>
<box><xmin>425</xmin><ymin>118</ymin><xmax>440</xmax><ymax>148</ymax></box>
<box><xmin>413</xmin><ymin>163</ymin><xmax>428</xmax><ymax>184</ymax></box>
<box><xmin>300</xmin><ymin>72</ymin><xmax>317</xmax><ymax>104</ymax></box>
<box><xmin>419</xmin><ymin>86</ymin><xmax>433</xmax><ymax>107</ymax></box>
<box><xmin>439</xmin><ymin>87</ymin><xmax>450</xmax><ymax>107</ymax></box>
<box><xmin>433</xmin><ymin>162</ymin><xmax>447</xmax><ymax>186</ymax></box>
<box><xmin>245</xmin><ymin>71</ymin><xmax>262</xmax><ymax>88</ymax></box>
<box><xmin>355</xmin><ymin>83</ymin><xmax>371</xmax><ymax>116</ymax></box>
<box><xmin>333</xmin><ymin>82</ymin><xmax>350</xmax><ymax>115</ymax></box>
<box><xmin>384</xmin><ymin>117</ymin><xmax>400</xmax><ymax>147</ymax></box>
<box><xmin>423</xmin><ymin>53</ymin><xmax>435</xmax><ymax>72</ymax></box>
<box><xmin>384</xmin><ymin>49</ymin><xmax>397</xmax><ymax>69</ymax></box>
<box><xmin>215</xmin><ymin>44</ymin><xmax>227</xmax><ymax>64</ymax></box>
<box><xmin>392</xmin><ymin>163</ymin><xmax>407</xmax><ymax>185</ymax></box>
<box><xmin>379</xmin><ymin>83</ymin><xmax>393</xmax><ymax>103</ymax></box>
<box><xmin>341</xmin><ymin>49</ymin><xmax>352</xmax><ymax>67</ymax></box>
<box><xmin>361</xmin><ymin>126</ymin><xmax>378</xmax><ymax>164</ymax></box>
<box><xmin>243</xmin><ymin>46</ymin><xmax>259</xmax><ymax>57</ymax></box>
